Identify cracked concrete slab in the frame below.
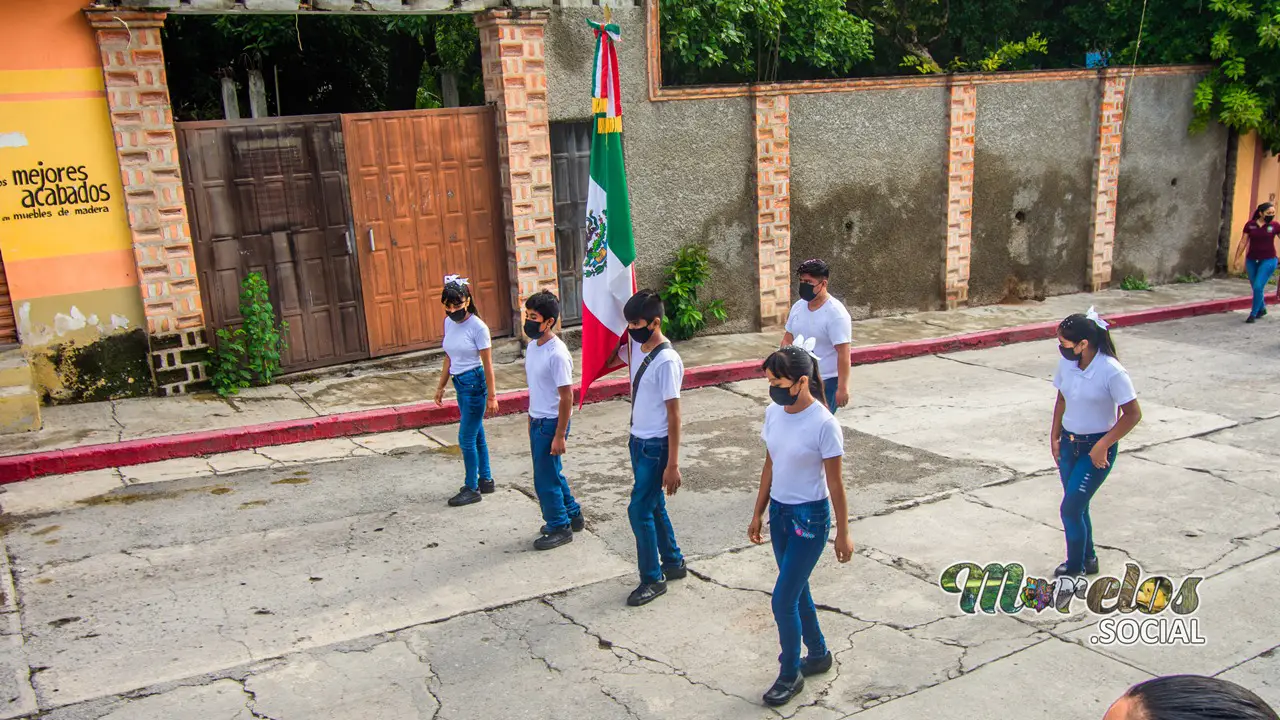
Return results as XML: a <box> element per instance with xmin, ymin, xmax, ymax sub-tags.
<box><xmin>972</xmin><ymin>457</ymin><xmax>1280</xmax><ymax>577</ymax></box>
<box><xmin>120</xmin><ymin>457</ymin><xmax>215</xmax><ymax>485</ymax></box>
<box><xmin>207</xmin><ymin>451</ymin><xmax>277</xmax><ymax>475</ymax></box>
<box><xmin>0</xmin><ymin>469</ymin><xmax>123</xmax><ymax>516</ymax></box>
<box><xmin>1133</xmin><ymin>437</ymin><xmax>1280</xmax><ymax>499</ymax></box>
<box><xmin>545</xmin><ymin>574</ymin><xmax>868</xmax><ymax>715</ymax></box>
<box><xmin>93</xmin><ymin>679</ymin><xmax>255</xmax><ymax>720</ymax></box>
<box><xmin>1218</xmin><ymin>648</ymin><xmax>1280</xmax><ymax>710</ymax></box>
<box><xmin>0</xmin><ymin>634</ymin><xmax>37</xmax><ymax>720</ymax></box>
<box><xmin>351</xmin><ymin>430</ymin><xmax>443</xmax><ymax>455</ymax></box>
<box><xmin>848</xmin><ymin>638</ymin><xmax>1149</xmax><ymax>720</ymax></box>
<box><xmin>244</xmin><ymin>641</ymin><xmax>438</xmax><ymax>720</ymax></box>
<box><xmin>1205</xmin><ymin>418</ymin><xmax>1280</xmax><ymax>458</ymax></box>
<box><xmin>1067</xmin><ymin>551</ymin><xmax>1280</xmax><ymax>677</ymax></box>
<box><xmin>113</xmin><ymin>389</ymin><xmax>317</xmax><ymax>442</ymax></box>
<box><xmin>13</xmin><ymin>482</ymin><xmax>630</xmax><ymax>708</ymax></box>
<box><xmin>0</xmin><ymin>401</ymin><xmax>119</xmax><ymax>458</ymax></box>
<box><xmin>255</xmin><ymin>438</ymin><xmax>371</xmax><ymax>464</ymax></box>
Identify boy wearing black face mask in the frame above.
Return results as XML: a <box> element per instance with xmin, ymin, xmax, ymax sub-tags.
<box><xmin>781</xmin><ymin>259</ymin><xmax>852</xmax><ymax>414</ymax></box>
<box><xmin>604</xmin><ymin>289</ymin><xmax>687</xmax><ymax>607</ymax></box>
<box><xmin>523</xmin><ymin>291</ymin><xmax>582</xmax><ymax>551</ymax></box>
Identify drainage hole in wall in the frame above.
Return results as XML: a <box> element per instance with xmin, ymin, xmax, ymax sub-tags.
<box><xmin>844</xmin><ymin>220</ymin><xmax>854</xmax><ymax>231</ymax></box>
<box><xmin>1171</xmin><ymin>178</ymin><xmax>1178</xmax><ymax>186</ymax></box>
<box><xmin>1014</xmin><ymin>211</ymin><xmax>1027</xmax><ymax>223</ymax></box>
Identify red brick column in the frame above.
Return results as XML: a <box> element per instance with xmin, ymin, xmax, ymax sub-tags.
<box><xmin>945</xmin><ymin>80</ymin><xmax>977</xmax><ymax>309</ymax></box>
<box><xmin>1090</xmin><ymin>72</ymin><xmax>1127</xmax><ymax>292</ymax></box>
<box><xmin>755</xmin><ymin>93</ymin><xmax>792</xmax><ymax>330</ymax></box>
<box><xmin>475</xmin><ymin>9</ymin><xmax>558</xmax><ymax>322</ymax></box>
<box><xmin>86</xmin><ymin>9</ymin><xmax>207</xmax><ymax>396</ymax></box>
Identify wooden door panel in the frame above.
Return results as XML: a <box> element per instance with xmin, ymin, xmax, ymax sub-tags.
<box><xmin>551</xmin><ymin>121</ymin><xmax>592</xmax><ymax>325</ymax></box>
<box><xmin>343</xmin><ymin>107</ymin><xmax>511</xmax><ymax>357</ymax></box>
<box><xmin>179</xmin><ymin>115</ymin><xmax>369</xmax><ymax>373</ymax></box>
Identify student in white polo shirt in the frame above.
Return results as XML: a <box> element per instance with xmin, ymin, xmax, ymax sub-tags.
<box><xmin>781</xmin><ymin>259</ymin><xmax>852</xmax><ymax>414</ymax></box>
<box><xmin>748</xmin><ymin>340</ymin><xmax>853</xmax><ymax>707</ymax></box>
<box><xmin>521</xmin><ymin>291</ymin><xmax>583</xmax><ymax>551</ymax></box>
<box><xmin>1051</xmin><ymin>307</ymin><xmax>1142</xmax><ymax>578</ymax></box>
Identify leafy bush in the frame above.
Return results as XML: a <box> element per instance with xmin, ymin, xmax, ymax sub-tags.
<box><xmin>210</xmin><ymin>273</ymin><xmax>289</xmax><ymax>397</ymax></box>
<box><xmin>1120</xmin><ymin>275</ymin><xmax>1153</xmax><ymax>291</ymax></box>
<box><xmin>659</xmin><ymin>245</ymin><xmax>729</xmax><ymax>342</ymax></box>
<box><xmin>1174</xmin><ymin>273</ymin><xmax>1203</xmax><ymax>284</ymax></box>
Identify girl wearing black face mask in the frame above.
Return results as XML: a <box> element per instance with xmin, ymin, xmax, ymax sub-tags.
<box><xmin>1050</xmin><ymin>309</ymin><xmax>1142</xmax><ymax>578</ymax></box>
<box><xmin>748</xmin><ymin>345</ymin><xmax>852</xmax><ymax>707</ymax></box>
<box><xmin>434</xmin><ymin>276</ymin><xmax>499</xmax><ymax>507</ymax></box>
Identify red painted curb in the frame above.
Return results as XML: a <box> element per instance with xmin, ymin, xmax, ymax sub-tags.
<box><xmin>0</xmin><ymin>293</ymin><xmax>1265</xmax><ymax>484</ymax></box>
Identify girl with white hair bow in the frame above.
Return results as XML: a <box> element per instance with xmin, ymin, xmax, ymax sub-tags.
<box><xmin>434</xmin><ymin>275</ymin><xmax>499</xmax><ymax>507</ymax></box>
<box><xmin>1050</xmin><ymin>307</ymin><xmax>1143</xmax><ymax>578</ymax></box>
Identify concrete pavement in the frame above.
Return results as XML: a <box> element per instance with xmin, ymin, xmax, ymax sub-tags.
<box><xmin>0</xmin><ymin>310</ymin><xmax>1278</xmax><ymax>719</ymax></box>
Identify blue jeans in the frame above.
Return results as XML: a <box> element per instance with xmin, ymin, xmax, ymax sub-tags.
<box><xmin>1057</xmin><ymin>431</ymin><xmax>1117</xmax><ymax>573</ymax></box>
<box><xmin>822</xmin><ymin>377</ymin><xmax>839</xmax><ymax>414</ymax></box>
<box><xmin>452</xmin><ymin>367</ymin><xmax>492</xmax><ymax>491</ymax></box>
<box><xmin>770</xmin><ymin>499</ymin><xmax>830</xmax><ymax>681</ymax></box>
<box><xmin>628</xmin><ymin>435</ymin><xmax>684</xmax><ymax>584</ymax></box>
<box><xmin>1246</xmin><ymin>258</ymin><xmax>1278</xmax><ymax>317</ymax></box>
<box><xmin>530</xmin><ymin>417</ymin><xmax>580</xmax><ymax>530</ymax></box>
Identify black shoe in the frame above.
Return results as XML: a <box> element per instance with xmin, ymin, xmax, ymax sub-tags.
<box><xmin>1246</xmin><ymin>315</ymin><xmax>1257</xmax><ymax>324</ymax></box>
<box><xmin>763</xmin><ymin>675</ymin><xmax>805</xmax><ymax>707</ymax></box>
<box><xmin>448</xmin><ymin>487</ymin><xmax>482</xmax><ymax>507</ymax></box>
<box><xmin>541</xmin><ymin>513</ymin><xmax>584</xmax><ymax>535</ymax></box>
<box><xmin>534</xmin><ymin>527</ymin><xmax>574</xmax><ymax>551</ymax></box>
<box><xmin>1054</xmin><ymin>562</ymin><xmax>1084</xmax><ymax>578</ymax></box>
<box><xmin>478</xmin><ymin>478</ymin><xmax>496</xmax><ymax>494</ymax></box>
<box><xmin>626</xmin><ymin>581</ymin><xmax>667</xmax><ymax>607</ymax></box>
<box><xmin>800</xmin><ymin>651</ymin><xmax>833</xmax><ymax>677</ymax></box>
<box><xmin>1260</xmin><ymin>308</ymin><xmax>1269</xmax><ymax>318</ymax></box>
<box><xmin>1085</xmin><ymin>556</ymin><xmax>1100</xmax><ymax>576</ymax></box>
<box><xmin>661</xmin><ymin>560</ymin><xmax>688</xmax><ymax>581</ymax></box>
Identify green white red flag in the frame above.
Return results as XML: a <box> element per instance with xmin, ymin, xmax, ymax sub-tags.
<box><xmin>578</xmin><ymin>19</ymin><xmax>635</xmax><ymax>406</ymax></box>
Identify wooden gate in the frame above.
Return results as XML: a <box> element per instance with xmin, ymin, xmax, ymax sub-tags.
<box><xmin>551</xmin><ymin>122</ymin><xmax>592</xmax><ymax>326</ymax></box>
<box><xmin>342</xmin><ymin>107</ymin><xmax>510</xmax><ymax>356</ymax></box>
<box><xmin>178</xmin><ymin>115</ymin><xmax>369</xmax><ymax>373</ymax></box>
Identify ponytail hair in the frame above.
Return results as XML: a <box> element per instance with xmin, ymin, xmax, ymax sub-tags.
<box><xmin>761</xmin><ymin>345</ymin><xmax>827</xmax><ymax>408</ymax></box>
<box><xmin>1253</xmin><ymin>201</ymin><xmax>1275</xmax><ymax>223</ymax></box>
<box><xmin>1059</xmin><ymin>313</ymin><xmax>1118</xmax><ymax>359</ymax></box>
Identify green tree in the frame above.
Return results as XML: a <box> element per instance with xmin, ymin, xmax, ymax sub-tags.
<box><xmin>660</xmin><ymin>0</ymin><xmax>874</xmax><ymax>85</ymax></box>
<box><xmin>1192</xmin><ymin>0</ymin><xmax>1280</xmax><ymax>151</ymax></box>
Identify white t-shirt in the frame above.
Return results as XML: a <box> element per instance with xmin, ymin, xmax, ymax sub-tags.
<box><xmin>762</xmin><ymin>401</ymin><xmax>845</xmax><ymax>504</ymax></box>
<box><xmin>525</xmin><ymin>336</ymin><xmax>573</xmax><ymax>420</ymax></box>
<box><xmin>622</xmin><ymin>339</ymin><xmax>683</xmax><ymax>439</ymax></box>
<box><xmin>1053</xmin><ymin>355</ymin><xmax>1137</xmax><ymax>435</ymax></box>
<box><xmin>442</xmin><ymin>314</ymin><xmax>491</xmax><ymax>376</ymax></box>
<box><xmin>785</xmin><ymin>296</ymin><xmax>853</xmax><ymax>379</ymax></box>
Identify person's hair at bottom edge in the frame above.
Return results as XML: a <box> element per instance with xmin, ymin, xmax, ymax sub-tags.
<box><xmin>525</xmin><ymin>290</ymin><xmax>560</xmax><ymax>323</ymax></box>
<box><xmin>1120</xmin><ymin>675</ymin><xmax>1278</xmax><ymax>720</ymax></box>
<box><xmin>624</xmin><ymin>289</ymin><xmax>664</xmax><ymax>324</ymax></box>
<box><xmin>761</xmin><ymin>346</ymin><xmax>827</xmax><ymax>408</ymax></box>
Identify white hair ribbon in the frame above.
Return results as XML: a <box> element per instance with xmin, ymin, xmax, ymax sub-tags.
<box><xmin>791</xmin><ymin>334</ymin><xmax>820</xmax><ymax>361</ymax></box>
<box><xmin>1085</xmin><ymin>306</ymin><xmax>1109</xmax><ymax>330</ymax></box>
<box><xmin>444</xmin><ymin>274</ymin><xmax>470</xmax><ymax>287</ymax></box>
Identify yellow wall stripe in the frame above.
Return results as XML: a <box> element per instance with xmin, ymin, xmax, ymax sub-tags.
<box><xmin>0</xmin><ymin>68</ymin><xmax>105</xmax><ymax>95</ymax></box>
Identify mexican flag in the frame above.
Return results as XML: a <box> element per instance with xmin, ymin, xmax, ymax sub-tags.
<box><xmin>578</xmin><ymin>19</ymin><xmax>635</xmax><ymax>406</ymax></box>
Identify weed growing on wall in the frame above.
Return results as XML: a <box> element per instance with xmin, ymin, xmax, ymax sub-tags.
<box><xmin>210</xmin><ymin>273</ymin><xmax>289</xmax><ymax>397</ymax></box>
<box><xmin>660</xmin><ymin>244</ymin><xmax>728</xmax><ymax>342</ymax></box>
<box><xmin>1120</xmin><ymin>274</ymin><xmax>1153</xmax><ymax>291</ymax></box>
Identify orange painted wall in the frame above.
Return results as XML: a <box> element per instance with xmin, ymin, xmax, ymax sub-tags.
<box><xmin>0</xmin><ymin>0</ymin><xmax>144</xmax><ymax>357</ymax></box>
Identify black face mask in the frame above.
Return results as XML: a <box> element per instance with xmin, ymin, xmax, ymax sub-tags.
<box><xmin>523</xmin><ymin>319</ymin><xmax>546</xmax><ymax>340</ymax></box>
<box><xmin>447</xmin><ymin>308</ymin><xmax>468</xmax><ymax>323</ymax></box>
<box><xmin>1059</xmin><ymin>343</ymin><xmax>1082</xmax><ymax>362</ymax></box>
<box><xmin>1267</xmin><ymin>215</ymin><xmax>1277</xmax><ymax>224</ymax></box>
<box><xmin>798</xmin><ymin>282</ymin><xmax>818</xmax><ymax>302</ymax></box>
<box><xmin>769</xmin><ymin>385</ymin><xmax>799</xmax><ymax>407</ymax></box>
<box><xmin>628</xmin><ymin>324</ymin><xmax>654</xmax><ymax>344</ymax></box>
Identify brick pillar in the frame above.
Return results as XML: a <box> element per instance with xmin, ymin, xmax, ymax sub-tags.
<box><xmin>1090</xmin><ymin>72</ymin><xmax>1127</xmax><ymax>292</ymax></box>
<box><xmin>86</xmin><ymin>9</ymin><xmax>207</xmax><ymax>396</ymax></box>
<box><xmin>945</xmin><ymin>80</ymin><xmax>977</xmax><ymax>309</ymax></box>
<box><xmin>755</xmin><ymin>94</ymin><xmax>792</xmax><ymax>330</ymax></box>
<box><xmin>475</xmin><ymin>10</ymin><xmax>558</xmax><ymax>323</ymax></box>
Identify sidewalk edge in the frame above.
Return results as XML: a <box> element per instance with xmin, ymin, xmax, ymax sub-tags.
<box><xmin>0</xmin><ymin>294</ymin><xmax>1260</xmax><ymax>484</ymax></box>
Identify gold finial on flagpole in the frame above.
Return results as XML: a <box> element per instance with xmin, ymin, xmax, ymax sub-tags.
<box><xmin>603</xmin><ymin>2</ymin><xmax>612</xmax><ymax>24</ymax></box>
